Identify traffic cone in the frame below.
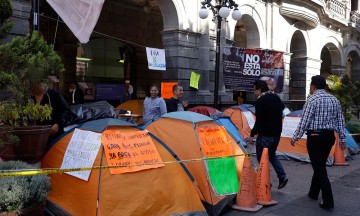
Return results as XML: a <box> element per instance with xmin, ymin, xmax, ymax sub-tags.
<box><xmin>256</xmin><ymin>148</ymin><xmax>278</xmax><ymax>206</ymax></box>
<box><xmin>232</xmin><ymin>155</ymin><xmax>263</xmax><ymax>212</ymax></box>
<box><xmin>333</xmin><ymin>137</ymin><xmax>349</xmax><ymax>166</ymax></box>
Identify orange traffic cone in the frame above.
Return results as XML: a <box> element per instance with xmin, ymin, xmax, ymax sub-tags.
<box><xmin>333</xmin><ymin>139</ymin><xmax>349</xmax><ymax>166</ymax></box>
<box><xmin>232</xmin><ymin>155</ymin><xmax>263</xmax><ymax>212</ymax></box>
<box><xmin>256</xmin><ymin>148</ymin><xmax>278</xmax><ymax>206</ymax></box>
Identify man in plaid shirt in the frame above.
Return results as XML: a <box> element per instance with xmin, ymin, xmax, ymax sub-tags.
<box><xmin>291</xmin><ymin>75</ymin><xmax>346</xmax><ymax>211</ymax></box>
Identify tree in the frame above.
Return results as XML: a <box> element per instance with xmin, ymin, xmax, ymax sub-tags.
<box><xmin>326</xmin><ymin>74</ymin><xmax>360</xmax><ymax>122</ymax></box>
<box><xmin>0</xmin><ymin>0</ymin><xmax>14</xmax><ymax>41</ymax></box>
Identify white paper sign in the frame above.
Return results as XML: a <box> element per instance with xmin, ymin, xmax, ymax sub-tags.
<box><xmin>46</xmin><ymin>0</ymin><xmax>105</xmax><ymax>43</ymax></box>
<box><xmin>146</xmin><ymin>47</ymin><xmax>166</xmax><ymax>70</ymax></box>
<box><xmin>281</xmin><ymin>117</ymin><xmax>306</xmax><ymax>139</ymax></box>
<box><xmin>242</xmin><ymin>111</ymin><xmax>255</xmax><ymax>129</ymax></box>
<box><xmin>60</xmin><ymin>129</ymin><xmax>101</xmax><ymax>181</ymax></box>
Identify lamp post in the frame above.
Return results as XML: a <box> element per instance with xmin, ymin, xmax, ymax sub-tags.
<box><xmin>199</xmin><ymin>0</ymin><xmax>242</xmax><ymax>109</ymax></box>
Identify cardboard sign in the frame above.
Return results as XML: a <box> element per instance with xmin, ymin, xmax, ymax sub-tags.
<box><xmin>101</xmin><ymin>129</ymin><xmax>164</xmax><ymax>174</ymax></box>
<box><xmin>61</xmin><ymin>129</ymin><xmax>102</xmax><ymax>181</ymax></box>
<box><xmin>196</xmin><ymin>126</ymin><xmax>238</xmax><ymax>195</ymax></box>
<box><xmin>161</xmin><ymin>82</ymin><xmax>178</xmax><ymax>99</ymax></box>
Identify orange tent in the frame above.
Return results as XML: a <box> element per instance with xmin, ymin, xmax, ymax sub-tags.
<box><xmin>145</xmin><ymin>111</ymin><xmax>247</xmax><ymax>215</ymax></box>
<box><xmin>42</xmin><ymin>118</ymin><xmax>206</xmax><ymax>216</ymax></box>
<box><xmin>223</xmin><ymin>104</ymin><xmax>255</xmax><ymax>138</ymax></box>
<box><xmin>115</xmin><ymin>99</ymin><xmax>144</xmax><ymax>123</ymax></box>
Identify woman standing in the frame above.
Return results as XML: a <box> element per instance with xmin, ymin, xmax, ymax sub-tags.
<box><xmin>143</xmin><ymin>85</ymin><xmax>167</xmax><ymax>124</ymax></box>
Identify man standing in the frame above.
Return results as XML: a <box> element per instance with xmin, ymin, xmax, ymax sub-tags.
<box><xmin>249</xmin><ymin>80</ymin><xmax>288</xmax><ymax>189</ymax></box>
<box><xmin>166</xmin><ymin>85</ymin><xmax>188</xmax><ymax>112</ymax></box>
<box><xmin>291</xmin><ymin>75</ymin><xmax>346</xmax><ymax>211</ymax></box>
<box><xmin>69</xmin><ymin>81</ymin><xmax>84</xmax><ymax>105</ymax></box>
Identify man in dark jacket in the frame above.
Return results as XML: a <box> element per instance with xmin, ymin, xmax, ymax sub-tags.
<box><xmin>69</xmin><ymin>81</ymin><xmax>84</xmax><ymax>105</ymax></box>
<box><xmin>249</xmin><ymin>80</ymin><xmax>288</xmax><ymax>189</ymax></box>
<box><xmin>166</xmin><ymin>85</ymin><xmax>188</xmax><ymax>112</ymax></box>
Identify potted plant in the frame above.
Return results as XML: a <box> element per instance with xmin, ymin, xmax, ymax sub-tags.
<box><xmin>0</xmin><ymin>31</ymin><xmax>64</xmax><ymax>163</ymax></box>
<box><xmin>0</xmin><ymin>160</ymin><xmax>51</xmax><ymax>215</ymax></box>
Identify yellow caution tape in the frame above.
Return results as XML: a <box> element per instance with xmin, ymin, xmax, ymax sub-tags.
<box><xmin>0</xmin><ymin>153</ymin><xmax>249</xmax><ymax>178</ymax></box>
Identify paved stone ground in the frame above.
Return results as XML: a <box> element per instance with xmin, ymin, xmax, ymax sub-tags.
<box><xmin>224</xmin><ymin>152</ymin><xmax>360</xmax><ymax>216</ymax></box>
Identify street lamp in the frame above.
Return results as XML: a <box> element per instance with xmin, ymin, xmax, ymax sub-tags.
<box><xmin>199</xmin><ymin>0</ymin><xmax>242</xmax><ymax>109</ymax></box>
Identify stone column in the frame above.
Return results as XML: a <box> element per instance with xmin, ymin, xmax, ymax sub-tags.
<box><xmin>279</xmin><ymin>52</ymin><xmax>292</xmax><ymax>103</ymax></box>
<box><xmin>161</xmin><ymin>29</ymin><xmax>206</xmax><ymax>104</ymax></box>
<box><xmin>2</xmin><ymin>0</ymin><xmax>31</xmax><ymax>43</ymax></box>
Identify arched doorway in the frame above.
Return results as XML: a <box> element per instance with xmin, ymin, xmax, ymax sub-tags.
<box><xmin>289</xmin><ymin>30</ymin><xmax>307</xmax><ymax>107</ymax></box>
<box><xmin>320</xmin><ymin>43</ymin><xmax>342</xmax><ymax>77</ymax></box>
<box><xmin>234</xmin><ymin>14</ymin><xmax>261</xmax><ymax>49</ymax></box>
<box><xmin>347</xmin><ymin>50</ymin><xmax>360</xmax><ymax>81</ymax></box>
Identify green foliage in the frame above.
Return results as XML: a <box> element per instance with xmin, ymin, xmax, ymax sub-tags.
<box><xmin>346</xmin><ymin>122</ymin><xmax>360</xmax><ymax>133</ymax></box>
<box><xmin>0</xmin><ymin>161</ymin><xmax>51</xmax><ymax>213</ymax></box>
<box><xmin>0</xmin><ymin>102</ymin><xmax>52</xmax><ymax>127</ymax></box>
<box><xmin>0</xmin><ymin>31</ymin><xmax>64</xmax><ymax>103</ymax></box>
<box><xmin>327</xmin><ymin>74</ymin><xmax>360</xmax><ymax>122</ymax></box>
<box><xmin>0</xmin><ymin>21</ymin><xmax>13</xmax><ymax>40</ymax></box>
<box><xmin>0</xmin><ymin>0</ymin><xmax>13</xmax><ymax>41</ymax></box>
<box><xmin>0</xmin><ymin>31</ymin><xmax>63</xmax><ymax>146</ymax></box>
<box><xmin>0</xmin><ymin>0</ymin><xmax>12</xmax><ymax>19</ymax></box>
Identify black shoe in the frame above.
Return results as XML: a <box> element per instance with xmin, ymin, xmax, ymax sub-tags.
<box><xmin>278</xmin><ymin>178</ymin><xmax>288</xmax><ymax>189</ymax></box>
<box><xmin>319</xmin><ymin>202</ymin><xmax>334</xmax><ymax>212</ymax></box>
<box><xmin>307</xmin><ymin>193</ymin><xmax>318</xmax><ymax>200</ymax></box>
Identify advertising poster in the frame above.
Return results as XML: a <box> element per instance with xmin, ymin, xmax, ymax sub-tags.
<box><xmin>223</xmin><ymin>47</ymin><xmax>284</xmax><ymax>93</ymax></box>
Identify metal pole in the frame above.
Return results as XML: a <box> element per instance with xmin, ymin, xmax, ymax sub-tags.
<box><xmin>32</xmin><ymin>0</ymin><xmax>39</xmax><ymax>31</ymax></box>
<box><xmin>214</xmin><ymin>15</ymin><xmax>222</xmax><ymax>110</ymax></box>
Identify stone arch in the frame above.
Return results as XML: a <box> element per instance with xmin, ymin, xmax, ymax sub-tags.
<box><xmin>316</xmin><ymin>36</ymin><xmax>344</xmax><ymax>77</ymax></box>
<box><xmin>156</xmin><ymin>0</ymin><xmax>180</xmax><ymax>30</ymax></box>
<box><xmin>286</xmin><ymin>29</ymin><xmax>310</xmax><ymax>56</ymax></box>
<box><xmin>345</xmin><ymin>44</ymin><xmax>360</xmax><ymax>81</ymax></box>
<box><xmin>229</xmin><ymin>4</ymin><xmax>266</xmax><ymax>48</ymax></box>
<box><xmin>289</xmin><ymin>30</ymin><xmax>308</xmax><ymax>102</ymax></box>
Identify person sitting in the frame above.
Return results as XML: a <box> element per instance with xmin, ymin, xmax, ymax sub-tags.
<box><xmin>143</xmin><ymin>84</ymin><xmax>167</xmax><ymax>124</ymax></box>
<box><xmin>32</xmin><ymin>82</ymin><xmax>68</xmax><ymax>144</ymax></box>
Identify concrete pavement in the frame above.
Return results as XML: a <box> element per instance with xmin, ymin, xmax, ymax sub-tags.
<box><xmin>224</xmin><ymin>153</ymin><xmax>360</xmax><ymax>216</ymax></box>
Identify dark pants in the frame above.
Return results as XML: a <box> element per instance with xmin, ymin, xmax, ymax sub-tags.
<box><xmin>256</xmin><ymin>136</ymin><xmax>286</xmax><ymax>180</ymax></box>
<box><xmin>307</xmin><ymin>130</ymin><xmax>335</xmax><ymax>208</ymax></box>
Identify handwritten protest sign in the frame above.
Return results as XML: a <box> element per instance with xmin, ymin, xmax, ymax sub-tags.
<box><xmin>242</xmin><ymin>111</ymin><xmax>255</xmax><ymax>129</ymax></box>
<box><xmin>161</xmin><ymin>82</ymin><xmax>178</xmax><ymax>99</ymax></box>
<box><xmin>101</xmin><ymin>129</ymin><xmax>164</xmax><ymax>174</ymax></box>
<box><xmin>190</xmin><ymin>71</ymin><xmax>200</xmax><ymax>89</ymax></box>
<box><xmin>146</xmin><ymin>47</ymin><xmax>166</xmax><ymax>70</ymax></box>
<box><xmin>281</xmin><ymin>117</ymin><xmax>306</xmax><ymax>138</ymax></box>
<box><xmin>60</xmin><ymin>129</ymin><xmax>101</xmax><ymax>181</ymax></box>
<box><xmin>196</xmin><ymin>126</ymin><xmax>238</xmax><ymax>195</ymax></box>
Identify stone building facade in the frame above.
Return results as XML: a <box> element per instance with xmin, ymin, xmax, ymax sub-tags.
<box><xmin>7</xmin><ymin>0</ymin><xmax>360</xmax><ymax>109</ymax></box>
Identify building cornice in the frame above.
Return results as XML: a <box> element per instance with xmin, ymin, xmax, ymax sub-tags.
<box><xmin>280</xmin><ymin>2</ymin><xmax>320</xmax><ymax>28</ymax></box>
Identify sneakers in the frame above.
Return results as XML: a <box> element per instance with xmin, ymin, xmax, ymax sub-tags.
<box><xmin>278</xmin><ymin>178</ymin><xmax>288</xmax><ymax>189</ymax></box>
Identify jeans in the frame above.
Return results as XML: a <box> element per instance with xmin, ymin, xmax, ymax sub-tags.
<box><xmin>256</xmin><ymin>135</ymin><xmax>286</xmax><ymax>180</ymax></box>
